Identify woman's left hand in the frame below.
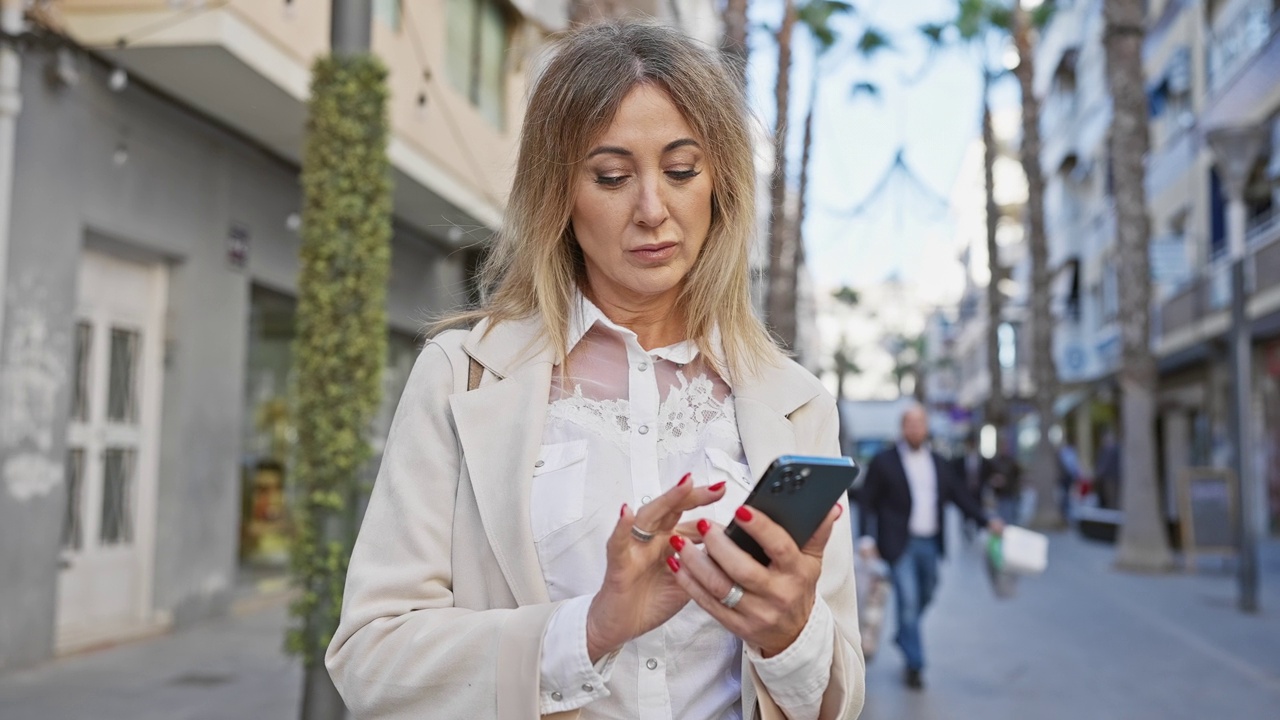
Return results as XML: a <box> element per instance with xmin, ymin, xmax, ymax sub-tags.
<box><xmin>667</xmin><ymin>502</ymin><xmax>843</xmax><ymax>657</ymax></box>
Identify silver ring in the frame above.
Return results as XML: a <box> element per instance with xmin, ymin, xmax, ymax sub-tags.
<box><xmin>630</xmin><ymin>525</ymin><xmax>656</xmax><ymax>543</ymax></box>
<box><xmin>720</xmin><ymin>583</ymin><xmax>744</xmax><ymax>609</ymax></box>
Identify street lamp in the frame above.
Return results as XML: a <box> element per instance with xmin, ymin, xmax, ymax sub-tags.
<box><xmin>1206</xmin><ymin>124</ymin><xmax>1268</xmax><ymax>613</ymax></box>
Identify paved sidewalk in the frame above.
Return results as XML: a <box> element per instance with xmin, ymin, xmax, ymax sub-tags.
<box><xmin>0</xmin><ymin>595</ymin><xmax>301</xmax><ymax>720</ymax></box>
<box><xmin>2</xmin><ymin>530</ymin><xmax>1278</xmax><ymax>719</ymax></box>
<box><xmin>859</xmin><ymin>527</ymin><xmax>1280</xmax><ymax>720</ymax></box>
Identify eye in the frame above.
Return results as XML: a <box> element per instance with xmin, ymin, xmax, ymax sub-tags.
<box><xmin>594</xmin><ymin>174</ymin><xmax>629</xmax><ymax>187</ymax></box>
<box><xmin>666</xmin><ymin>169</ymin><xmax>702</xmax><ymax>182</ymax></box>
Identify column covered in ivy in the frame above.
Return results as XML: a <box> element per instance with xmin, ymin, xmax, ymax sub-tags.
<box><xmin>287</xmin><ymin>20</ymin><xmax>392</xmax><ymax>717</ymax></box>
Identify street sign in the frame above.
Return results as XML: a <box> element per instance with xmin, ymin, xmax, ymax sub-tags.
<box><xmin>1176</xmin><ymin>466</ymin><xmax>1237</xmax><ymax>570</ymax></box>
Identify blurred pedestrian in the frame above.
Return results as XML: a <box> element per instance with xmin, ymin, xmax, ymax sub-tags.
<box><xmin>1057</xmin><ymin>438</ymin><xmax>1081</xmax><ymax>521</ymax></box>
<box><xmin>989</xmin><ymin>436</ymin><xmax>1023</xmax><ymax>525</ymax></box>
<box><xmin>951</xmin><ymin>433</ymin><xmax>993</xmax><ymax>541</ymax></box>
<box><xmin>1095</xmin><ymin>430</ymin><xmax>1121</xmax><ymax>510</ymax></box>
<box><xmin>325</xmin><ymin>20</ymin><xmax>864</xmax><ymax>720</ymax></box>
<box><xmin>859</xmin><ymin>405</ymin><xmax>1004</xmax><ymax>690</ymax></box>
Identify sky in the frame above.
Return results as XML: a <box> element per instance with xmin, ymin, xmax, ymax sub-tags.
<box><xmin>743</xmin><ymin>0</ymin><xmax>1022</xmax><ymax>300</ymax></box>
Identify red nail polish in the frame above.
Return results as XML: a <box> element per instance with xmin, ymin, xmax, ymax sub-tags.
<box><xmin>835</xmin><ymin>504</ymin><xmax>844</xmax><ymax>519</ymax></box>
<box><xmin>669</xmin><ymin>535</ymin><xmax>685</xmax><ymax>551</ymax></box>
<box><xmin>697</xmin><ymin>519</ymin><xmax>711</xmax><ymax>536</ymax></box>
<box><xmin>621</xmin><ymin>503</ymin><xmax>628</xmax><ymax>518</ymax></box>
<box><xmin>666</xmin><ymin>556</ymin><xmax>681</xmax><ymax>573</ymax></box>
<box><xmin>678</xmin><ymin>473</ymin><xmax>691</xmax><ymax>487</ymax></box>
<box><xmin>735</xmin><ymin>506</ymin><xmax>753</xmax><ymax>523</ymax></box>
<box><xmin>709</xmin><ymin>481</ymin><xmax>726</xmax><ymax>492</ymax></box>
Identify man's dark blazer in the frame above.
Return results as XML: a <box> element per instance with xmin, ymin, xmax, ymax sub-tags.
<box><xmin>858</xmin><ymin>444</ymin><xmax>989</xmax><ymax>564</ymax></box>
<box><xmin>951</xmin><ymin>452</ymin><xmax>994</xmax><ymax>498</ymax></box>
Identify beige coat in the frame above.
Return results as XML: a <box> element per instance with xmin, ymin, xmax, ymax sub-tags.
<box><xmin>326</xmin><ymin>316</ymin><xmax>865</xmax><ymax>719</ymax></box>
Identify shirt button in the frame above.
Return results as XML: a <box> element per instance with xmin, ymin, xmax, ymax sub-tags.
<box><xmin>638</xmin><ymin>425</ymin><xmax>650</xmax><ymax>435</ymax></box>
<box><xmin>646</xmin><ymin>658</ymin><xmax>659</xmax><ymax>670</ymax></box>
<box><xmin>551</xmin><ymin>691</ymin><xmax>563</xmax><ymax>701</ymax></box>
<box><xmin>582</xmin><ymin>683</ymin><xmax>594</xmax><ymax>692</ymax></box>
<box><xmin>638</xmin><ymin>362</ymin><xmax>649</xmax><ymax>371</ymax></box>
<box><xmin>641</xmin><ymin>495</ymin><xmax>652</xmax><ymax>504</ymax></box>
<box><xmin>534</xmin><ymin>460</ymin><xmax>545</xmax><ymax>468</ymax></box>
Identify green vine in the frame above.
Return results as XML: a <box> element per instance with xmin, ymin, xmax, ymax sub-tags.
<box><xmin>286</xmin><ymin>54</ymin><xmax>392</xmax><ymax>665</ymax></box>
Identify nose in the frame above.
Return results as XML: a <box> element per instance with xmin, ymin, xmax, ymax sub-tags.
<box><xmin>632</xmin><ymin>175</ymin><xmax>669</xmax><ymax>227</ymax></box>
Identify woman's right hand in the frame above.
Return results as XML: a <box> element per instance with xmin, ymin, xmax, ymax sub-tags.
<box><xmin>585</xmin><ymin>475</ymin><xmax>727</xmax><ymax>663</ymax></box>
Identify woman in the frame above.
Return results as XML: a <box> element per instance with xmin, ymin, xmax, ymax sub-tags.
<box><xmin>326</xmin><ymin>20</ymin><xmax>864</xmax><ymax>720</ymax></box>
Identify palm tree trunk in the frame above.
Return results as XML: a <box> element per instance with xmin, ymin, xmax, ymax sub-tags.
<box><xmin>723</xmin><ymin>0</ymin><xmax>750</xmax><ymax>88</ymax></box>
<box><xmin>1013</xmin><ymin>3</ymin><xmax>1064</xmax><ymax>529</ymax></box>
<box><xmin>765</xmin><ymin>0</ymin><xmax>798</xmax><ymax>349</ymax></box>
<box><xmin>982</xmin><ymin>73</ymin><xmax>1007</xmax><ymax>429</ymax></box>
<box><xmin>1102</xmin><ymin>0</ymin><xmax>1174</xmax><ymax>571</ymax></box>
<box><xmin>789</xmin><ymin>66</ymin><xmax>819</xmax><ymax>358</ymax></box>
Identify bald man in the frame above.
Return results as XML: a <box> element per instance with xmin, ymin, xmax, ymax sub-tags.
<box><xmin>858</xmin><ymin>405</ymin><xmax>1003</xmax><ymax>689</ymax></box>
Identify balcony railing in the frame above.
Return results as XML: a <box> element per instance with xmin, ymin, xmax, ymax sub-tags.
<box><xmin>1206</xmin><ymin>0</ymin><xmax>1280</xmax><ymax>96</ymax></box>
<box><xmin>1156</xmin><ymin>229</ymin><xmax>1280</xmax><ymax>342</ymax></box>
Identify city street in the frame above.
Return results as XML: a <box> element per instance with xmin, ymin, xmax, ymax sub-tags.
<box><xmin>2</xmin><ymin>527</ymin><xmax>1278</xmax><ymax>719</ymax></box>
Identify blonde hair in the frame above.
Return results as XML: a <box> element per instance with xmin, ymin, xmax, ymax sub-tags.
<box><xmin>436</xmin><ymin>20</ymin><xmax>781</xmax><ymax>380</ymax></box>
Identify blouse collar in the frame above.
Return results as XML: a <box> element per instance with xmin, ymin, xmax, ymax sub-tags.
<box><xmin>566</xmin><ymin>291</ymin><xmax>718</xmax><ymax>370</ymax></box>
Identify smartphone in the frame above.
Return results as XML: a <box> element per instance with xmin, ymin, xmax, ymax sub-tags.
<box><xmin>724</xmin><ymin>455</ymin><xmax>859</xmax><ymax>566</ymax></box>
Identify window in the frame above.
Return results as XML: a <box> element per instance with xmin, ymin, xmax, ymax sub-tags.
<box><xmin>446</xmin><ymin>0</ymin><xmax>510</xmax><ymax>127</ymax></box>
<box><xmin>374</xmin><ymin>0</ymin><xmax>401</xmax><ymax>31</ymax></box>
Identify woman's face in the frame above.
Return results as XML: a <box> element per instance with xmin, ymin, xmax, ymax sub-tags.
<box><xmin>569</xmin><ymin>83</ymin><xmax>713</xmax><ymax>310</ymax></box>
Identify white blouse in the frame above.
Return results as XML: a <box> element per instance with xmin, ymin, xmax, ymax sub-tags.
<box><xmin>536</xmin><ymin>296</ymin><xmax>835</xmax><ymax>720</ymax></box>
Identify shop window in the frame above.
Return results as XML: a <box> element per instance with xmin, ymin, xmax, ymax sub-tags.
<box><xmin>446</xmin><ymin>0</ymin><xmax>511</xmax><ymax>127</ymax></box>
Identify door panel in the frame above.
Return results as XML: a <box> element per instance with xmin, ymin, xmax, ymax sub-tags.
<box><xmin>56</xmin><ymin>250</ymin><xmax>167</xmax><ymax>652</ymax></box>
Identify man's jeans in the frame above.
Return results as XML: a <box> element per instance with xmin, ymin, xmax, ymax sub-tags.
<box><xmin>890</xmin><ymin>536</ymin><xmax>940</xmax><ymax>671</ymax></box>
<box><xmin>996</xmin><ymin>495</ymin><xmax>1020</xmax><ymax>525</ymax></box>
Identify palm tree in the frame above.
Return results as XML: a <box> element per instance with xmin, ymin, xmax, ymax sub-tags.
<box><xmin>723</xmin><ymin>0</ymin><xmax>751</xmax><ymax>87</ymax></box>
<box><xmin>924</xmin><ymin>0</ymin><xmax>1011</xmax><ymax>431</ymax></box>
<box><xmin>792</xmin><ymin>10</ymin><xmax>889</xmax><ymax>353</ymax></box>
<box><xmin>1011</xmin><ymin>0</ymin><xmax>1064</xmax><ymax>529</ymax></box>
<box><xmin>1102</xmin><ymin>0</ymin><xmax>1174</xmax><ymax>571</ymax></box>
<box><xmin>764</xmin><ymin>0</ymin><xmax>800</xmax><ymax>349</ymax></box>
<box><xmin>928</xmin><ymin>2</ymin><xmax>1062</xmax><ymax>529</ymax></box>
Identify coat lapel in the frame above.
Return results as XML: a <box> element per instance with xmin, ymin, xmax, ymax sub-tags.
<box><xmin>449</xmin><ymin>318</ymin><xmax>556</xmax><ymax>607</ymax></box>
<box><xmin>732</xmin><ymin>359</ymin><xmax>821</xmax><ymax>481</ymax></box>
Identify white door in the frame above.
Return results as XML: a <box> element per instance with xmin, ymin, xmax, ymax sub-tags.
<box><xmin>56</xmin><ymin>249</ymin><xmax>168</xmax><ymax>652</ymax></box>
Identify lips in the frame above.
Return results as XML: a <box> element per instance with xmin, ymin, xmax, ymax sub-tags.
<box><xmin>630</xmin><ymin>242</ymin><xmax>678</xmax><ymax>262</ymax></box>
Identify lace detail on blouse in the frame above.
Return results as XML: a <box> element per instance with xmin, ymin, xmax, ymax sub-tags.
<box><xmin>547</xmin><ymin>371</ymin><xmax>738</xmax><ymax>459</ymax></box>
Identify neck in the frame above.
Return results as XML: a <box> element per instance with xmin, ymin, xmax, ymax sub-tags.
<box><xmin>585</xmin><ymin>285</ymin><xmax>687</xmax><ymax>350</ymax></box>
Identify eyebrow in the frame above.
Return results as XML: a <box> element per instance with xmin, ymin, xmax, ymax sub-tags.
<box><xmin>586</xmin><ymin>138</ymin><xmax>702</xmax><ymax>159</ymax></box>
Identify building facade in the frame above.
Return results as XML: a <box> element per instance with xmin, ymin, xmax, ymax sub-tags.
<box><xmin>0</xmin><ymin>0</ymin><xmax>720</xmax><ymax>674</ymax></box>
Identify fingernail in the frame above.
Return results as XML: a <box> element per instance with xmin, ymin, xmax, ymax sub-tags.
<box><xmin>666</xmin><ymin>556</ymin><xmax>681</xmax><ymax>573</ymax></box>
<box><xmin>669</xmin><ymin>535</ymin><xmax>685</xmax><ymax>551</ymax></box>
<box><xmin>697</xmin><ymin>519</ymin><xmax>711</xmax><ymax>536</ymax></box>
<box><xmin>709</xmin><ymin>481</ymin><xmax>726</xmax><ymax>492</ymax></box>
<box><xmin>735</xmin><ymin>506</ymin><xmax>753</xmax><ymax>523</ymax></box>
<box><xmin>678</xmin><ymin>473</ymin><xmax>691</xmax><ymax>487</ymax></box>
<box><xmin>620</xmin><ymin>503</ymin><xmax>628</xmax><ymax>518</ymax></box>
<box><xmin>835</xmin><ymin>504</ymin><xmax>844</xmax><ymax>519</ymax></box>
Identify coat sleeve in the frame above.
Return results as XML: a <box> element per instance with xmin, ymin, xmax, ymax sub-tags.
<box><xmin>857</xmin><ymin>453</ymin><xmax>882</xmax><ymax>542</ymax></box>
<box><xmin>751</xmin><ymin>398</ymin><xmax>866</xmax><ymax>720</ymax></box>
<box><xmin>940</xmin><ymin>455</ymin><xmax>989</xmax><ymax>526</ymax></box>
<box><xmin>324</xmin><ymin>342</ymin><xmax>575</xmax><ymax>720</ymax></box>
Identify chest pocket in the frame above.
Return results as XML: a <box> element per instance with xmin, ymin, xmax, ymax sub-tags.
<box><xmin>530</xmin><ymin>440</ymin><xmax>589</xmax><ymax>542</ymax></box>
<box><xmin>704</xmin><ymin>447</ymin><xmax>754</xmax><ymax>526</ymax></box>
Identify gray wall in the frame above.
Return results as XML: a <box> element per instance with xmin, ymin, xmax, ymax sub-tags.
<box><xmin>0</xmin><ymin>50</ymin><xmax>466</xmax><ymax>672</ymax></box>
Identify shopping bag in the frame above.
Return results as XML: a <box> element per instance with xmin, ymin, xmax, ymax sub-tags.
<box><xmin>984</xmin><ymin>535</ymin><xmax>1018</xmax><ymax>599</ymax></box>
<box><xmin>1001</xmin><ymin>525</ymin><xmax>1049</xmax><ymax>575</ymax></box>
<box><xmin>855</xmin><ymin>557</ymin><xmax>891</xmax><ymax>661</ymax></box>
